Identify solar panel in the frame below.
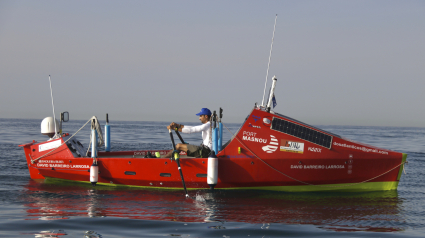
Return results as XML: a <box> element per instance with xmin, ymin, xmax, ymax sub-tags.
<box><xmin>271</xmin><ymin>117</ymin><xmax>332</xmax><ymax>149</ymax></box>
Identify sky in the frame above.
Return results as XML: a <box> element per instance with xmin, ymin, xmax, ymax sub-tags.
<box><xmin>0</xmin><ymin>0</ymin><xmax>424</xmax><ymax>127</ymax></box>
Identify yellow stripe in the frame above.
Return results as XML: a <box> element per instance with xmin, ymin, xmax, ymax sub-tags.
<box><xmin>397</xmin><ymin>153</ymin><xmax>408</xmax><ymax>181</ymax></box>
<box><xmin>44</xmin><ymin>177</ymin><xmax>399</xmax><ymax>192</ymax></box>
<box><xmin>219</xmin><ymin>181</ymin><xmax>399</xmax><ymax>192</ymax></box>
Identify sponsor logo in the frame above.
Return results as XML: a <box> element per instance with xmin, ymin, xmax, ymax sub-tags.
<box><xmin>248</xmin><ymin>123</ymin><xmax>261</xmax><ymax>129</ymax></box>
<box><xmin>308</xmin><ymin>147</ymin><xmax>322</xmax><ymax>153</ymax></box>
<box><xmin>252</xmin><ymin>115</ymin><xmax>261</xmax><ymax>122</ymax></box>
<box><xmin>242</xmin><ymin>131</ymin><xmax>267</xmax><ymax>143</ymax></box>
<box><xmin>280</xmin><ymin>140</ymin><xmax>304</xmax><ymax>154</ymax></box>
<box><xmin>262</xmin><ymin>135</ymin><xmax>279</xmax><ymax>153</ymax></box>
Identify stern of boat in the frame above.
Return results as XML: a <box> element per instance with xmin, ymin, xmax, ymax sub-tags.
<box><xmin>19</xmin><ymin>141</ymin><xmax>45</xmax><ymax>179</ymax></box>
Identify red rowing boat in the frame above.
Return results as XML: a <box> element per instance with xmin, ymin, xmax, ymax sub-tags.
<box><xmin>19</xmin><ymin>104</ymin><xmax>407</xmax><ymax>192</ymax></box>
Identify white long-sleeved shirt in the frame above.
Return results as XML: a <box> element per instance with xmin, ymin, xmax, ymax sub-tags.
<box><xmin>181</xmin><ymin>121</ymin><xmax>211</xmax><ymax>149</ymax></box>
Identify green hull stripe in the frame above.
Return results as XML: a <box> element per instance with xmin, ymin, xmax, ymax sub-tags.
<box><xmin>397</xmin><ymin>153</ymin><xmax>408</xmax><ymax>181</ymax></box>
<box><xmin>221</xmin><ymin>181</ymin><xmax>399</xmax><ymax>192</ymax></box>
<box><xmin>44</xmin><ymin>177</ymin><xmax>399</xmax><ymax>192</ymax></box>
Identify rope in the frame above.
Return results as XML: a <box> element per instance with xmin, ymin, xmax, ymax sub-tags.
<box><xmin>86</xmin><ymin>138</ymin><xmax>92</xmax><ymax>157</ymax></box>
<box><xmin>31</xmin><ymin>118</ymin><xmax>92</xmax><ymax>163</ymax></box>
<box><xmin>222</xmin><ymin>123</ymin><xmax>406</xmax><ymax>189</ymax></box>
<box><xmin>85</xmin><ymin>116</ymin><xmax>105</xmax><ymax>156</ymax></box>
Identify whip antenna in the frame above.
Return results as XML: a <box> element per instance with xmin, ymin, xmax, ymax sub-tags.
<box><xmin>261</xmin><ymin>14</ymin><xmax>277</xmax><ymax>107</ymax></box>
<box><xmin>48</xmin><ymin>75</ymin><xmax>58</xmax><ymax>138</ymax></box>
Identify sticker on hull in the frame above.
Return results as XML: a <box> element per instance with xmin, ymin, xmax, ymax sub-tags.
<box><xmin>262</xmin><ymin>135</ymin><xmax>279</xmax><ymax>153</ymax></box>
<box><xmin>280</xmin><ymin>140</ymin><xmax>304</xmax><ymax>154</ymax></box>
<box><xmin>39</xmin><ymin>140</ymin><xmax>61</xmax><ymax>152</ymax></box>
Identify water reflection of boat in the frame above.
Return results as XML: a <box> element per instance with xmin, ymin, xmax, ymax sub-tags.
<box><xmin>23</xmin><ymin>180</ymin><xmax>405</xmax><ymax>232</ymax></box>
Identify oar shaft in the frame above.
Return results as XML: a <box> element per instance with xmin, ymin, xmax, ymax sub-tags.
<box><xmin>168</xmin><ymin>129</ymin><xmax>189</xmax><ymax>198</ymax></box>
<box><xmin>175</xmin><ymin>129</ymin><xmax>185</xmax><ymax>144</ymax></box>
<box><xmin>169</xmin><ymin>129</ymin><xmax>177</xmax><ymax>149</ymax></box>
<box><xmin>175</xmin><ymin>157</ymin><xmax>189</xmax><ymax>197</ymax></box>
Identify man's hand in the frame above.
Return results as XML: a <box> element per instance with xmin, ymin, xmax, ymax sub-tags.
<box><xmin>167</xmin><ymin>122</ymin><xmax>178</xmax><ymax>130</ymax></box>
<box><xmin>167</xmin><ymin>122</ymin><xmax>183</xmax><ymax>130</ymax></box>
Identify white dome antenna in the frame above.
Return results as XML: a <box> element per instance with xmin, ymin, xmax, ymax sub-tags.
<box><xmin>41</xmin><ymin>117</ymin><xmax>59</xmax><ymax>138</ymax></box>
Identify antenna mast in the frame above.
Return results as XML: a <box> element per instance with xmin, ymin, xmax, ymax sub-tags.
<box><xmin>261</xmin><ymin>14</ymin><xmax>277</xmax><ymax>107</ymax></box>
<box><xmin>49</xmin><ymin>75</ymin><xmax>58</xmax><ymax>138</ymax></box>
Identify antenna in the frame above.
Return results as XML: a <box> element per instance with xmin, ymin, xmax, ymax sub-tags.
<box><xmin>261</xmin><ymin>14</ymin><xmax>277</xmax><ymax>107</ymax></box>
<box><xmin>48</xmin><ymin>75</ymin><xmax>58</xmax><ymax>138</ymax></box>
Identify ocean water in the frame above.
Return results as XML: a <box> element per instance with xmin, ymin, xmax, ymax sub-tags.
<box><xmin>0</xmin><ymin>118</ymin><xmax>424</xmax><ymax>237</ymax></box>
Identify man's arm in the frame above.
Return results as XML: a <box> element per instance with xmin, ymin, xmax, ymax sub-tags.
<box><xmin>181</xmin><ymin>122</ymin><xmax>209</xmax><ymax>134</ymax></box>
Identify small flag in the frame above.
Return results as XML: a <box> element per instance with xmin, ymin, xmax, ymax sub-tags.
<box><xmin>272</xmin><ymin>94</ymin><xmax>277</xmax><ymax>108</ymax></box>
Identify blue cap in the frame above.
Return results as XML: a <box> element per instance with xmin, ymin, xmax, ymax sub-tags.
<box><xmin>196</xmin><ymin>108</ymin><xmax>211</xmax><ymax>116</ymax></box>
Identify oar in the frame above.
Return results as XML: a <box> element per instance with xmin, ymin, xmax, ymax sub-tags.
<box><xmin>168</xmin><ymin>129</ymin><xmax>189</xmax><ymax>198</ymax></box>
<box><xmin>174</xmin><ymin>127</ymin><xmax>186</xmax><ymax>144</ymax></box>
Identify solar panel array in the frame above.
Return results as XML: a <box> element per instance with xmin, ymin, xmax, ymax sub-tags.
<box><xmin>271</xmin><ymin>117</ymin><xmax>332</xmax><ymax>149</ymax></box>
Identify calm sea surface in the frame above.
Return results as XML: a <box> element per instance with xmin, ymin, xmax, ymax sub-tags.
<box><xmin>0</xmin><ymin>118</ymin><xmax>424</xmax><ymax>237</ymax></box>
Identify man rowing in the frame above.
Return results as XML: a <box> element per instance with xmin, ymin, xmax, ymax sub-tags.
<box><xmin>163</xmin><ymin>108</ymin><xmax>212</xmax><ymax>158</ymax></box>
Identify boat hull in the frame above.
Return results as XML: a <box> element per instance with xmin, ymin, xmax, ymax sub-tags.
<box><xmin>20</xmin><ymin>108</ymin><xmax>407</xmax><ymax>192</ymax></box>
